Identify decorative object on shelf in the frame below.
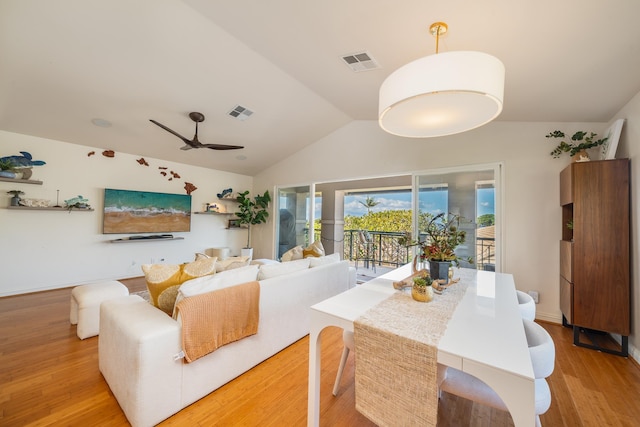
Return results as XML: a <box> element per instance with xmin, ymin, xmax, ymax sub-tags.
<box><xmin>235</xmin><ymin>190</ymin><xmax>271</xmax><ymax>249</ymax></box>
<box><xmin>379</xmin><ymin>21</ymin><xmax>504</xmax><ymax>138</ymax></box>
<box><xmin>7</xmin><ymin>190</ymin><xmax>24</xmax><ymax>206</ymax></box>
<box><xmin>601</xmin><ymin>118</ymin><xmax>624</xmax><ymax>160</ymax></box>
<box><xmin>0</xmin><ymin>151</ymin><xmax>45</xmax><ymax>179</ymax></box>
<box><xmin>408</xmin><ymin>212</ymin><xmax>473</xmax><ymax>282</ymax></box>
<box><xmin>0</xmin><ymin>158</ymin><xmax>17</xmax><ymax>178</ymax></box>
<box><xmin>21</xmin><ymin>198</ymin><xmax>51</xmax><ymax>208</ymax></box>
<box><xmin>205</xmin><ymin>202</ymin><xmax>225</xmax><ymax>213</ymax></box>
<box><xmin>411</xmin><ymin>273</ymin><xmax>434</xmax><ymax>302</ymax></box>
<box><xmin>54</xmin><ymin>189</ymin><xmax>62</xmax><ymax>207</ymax></box>
<box><xmin>102</xmin><ymin>150</ymin><xmax>115</xmax><ymax>157</ymax></box>
<box><xmin>217</xmin><ymin>188</ymin><xmax>234</xmax><ymax>199</ymax></box>
<box><xmin>545</xmin><ymin>130</ymin><xmax>608</xmax><ymax>160</ymax></box>
<box><xmin>64</xmin><ymin>195</ymin><xmax>91</xmax><ymax>211</ymax></box>
<box><xmin>184</xmin><ymin>182</ymin><xmax>197</xmax><ymax>195</ymax></box>
<box><xmin>227</xmin><ymin>218</ymin><xmax>244</xmax><ymax>229</ymax></box>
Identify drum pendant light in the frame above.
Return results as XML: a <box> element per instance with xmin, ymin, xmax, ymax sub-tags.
<box><xmin>379</xmin><ymin>22</ymin><xmax>505</xmax><ymax>138</ymax></box>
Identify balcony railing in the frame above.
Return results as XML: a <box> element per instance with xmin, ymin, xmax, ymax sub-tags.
<box><xmin>341</xmin><ymin>229</ymin><xmax>496</xmax><ymax>271</ymax></box>
<box><xmin>307</xmin><ymin>228</ymin><xmax>495</xmax><ymax>270</ymax></box>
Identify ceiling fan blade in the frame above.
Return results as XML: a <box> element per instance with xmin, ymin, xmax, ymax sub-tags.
<box><xmin>202</xmin><ymin>143</ymin><xmax>245</xmax><ymax>150</ymax></box>
<box><xmin>149</xmin><ymin>119</ymin><xmax>196</xmax><ymax>147</ymax></box>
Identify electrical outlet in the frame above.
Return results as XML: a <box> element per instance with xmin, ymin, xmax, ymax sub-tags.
<box><xmin>528</xmin><ymin>290</ymin><xmax>539</xmax><ymax>304</ymax></box>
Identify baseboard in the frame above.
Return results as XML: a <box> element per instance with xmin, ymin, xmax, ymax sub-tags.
<box><xmin>535</xmin><ymin>311</ymin><xmax>562</xmax><ymax>324</ymax></box>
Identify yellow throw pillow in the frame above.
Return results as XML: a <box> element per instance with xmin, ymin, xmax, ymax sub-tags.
<box><xmin>142</xmin><ymin>257</ymin><xmax>216</xmax><ymax>315</ymax></box>
<box><xmin>303</xmin><ymin>240</ymin><xmax>325</xmax><ymax>258</ymax></box>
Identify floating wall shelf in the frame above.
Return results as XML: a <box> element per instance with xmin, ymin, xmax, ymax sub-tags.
<box><xmin>0</xmin><ymin>177</ymin><xmax>43</xmax><ymax>185</ymax></box>
<box><xmin>108</xmin><ymin>237</ymin><xmax>184</xmax><ymax>243</ymax></box>
<box><xmin>6</xmin><ymin>206</ymin><xmax>94</xmax><ymax>212</ymax></box>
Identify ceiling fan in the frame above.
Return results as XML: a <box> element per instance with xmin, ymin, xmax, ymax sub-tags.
<box><xmin>149</xmin><ymin>112</ymin><xmax>244</xmax><ymax>151</ymax></box>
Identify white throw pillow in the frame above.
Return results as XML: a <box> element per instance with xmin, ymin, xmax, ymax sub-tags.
<box><xmin>257</xmin><ymin>258</ymin><xmax>310</xmax><ymax>280</ymax></box>
<box><xmin>309</xmin><ymin>253</ymin><xmax>341</xmax><ymax>268</ymax></box>
<box><xmin>281</xmin><ymin>245</ymin><xmax>303</xmax><ymax>262</ymax></box>
<box><xmin>215</xmin><ymin>256</ymin><xmax>251</xmax><ymax>272</ymax></box>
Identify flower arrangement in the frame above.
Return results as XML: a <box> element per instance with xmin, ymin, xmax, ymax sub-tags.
<box><xmin>413</xmin><ymin>212</ymin><xmax>473</xmax><ymax>267</ymax></box>
<box><xmin>545</xmin><ymin>130</ymin><xmax>608</xmax><ymax>159</ymax></box>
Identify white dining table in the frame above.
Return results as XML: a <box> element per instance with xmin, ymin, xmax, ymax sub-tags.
<box><xmin>307</xmin><ymin>263</ymin><xmax>536</xmax><ymax>427</ymax></box>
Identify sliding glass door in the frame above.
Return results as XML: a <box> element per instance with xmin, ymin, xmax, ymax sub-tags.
<box><xmin>413</xmin><ymin>164</ymin><xmax>501</xmax><ymax>271</ymax></box>
<box><xmin>275</xmin><ymin>185</ymin><xmax>313</xmax><ymax>260</ymax></box>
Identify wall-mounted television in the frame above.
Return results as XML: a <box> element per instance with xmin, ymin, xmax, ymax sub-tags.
<box><xmin>103</xmin><ymin>188</ymin><xmax>191</xmax><ymax>234</ymax></box>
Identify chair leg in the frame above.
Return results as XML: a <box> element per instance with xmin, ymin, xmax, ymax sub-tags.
<box><xmin>332</xmin><ymin>346</ymin><xmax>351</xmax><ymax>396</ymax></box>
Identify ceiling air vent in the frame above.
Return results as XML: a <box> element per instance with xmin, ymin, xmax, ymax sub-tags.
<box><xmin>341</xmin><ymin>51</ymin><xmax>379</xmax><ymax>72</ymax></box>
<box><xmin>228</xmin><ymin>105</ymin><xmax>254</xmax><ymax>121</ymax></box>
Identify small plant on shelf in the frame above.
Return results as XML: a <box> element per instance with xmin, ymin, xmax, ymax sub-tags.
<box><xmin>545</xmin><ymin>130</ymin><xmax>608</xmax><ymax>159</ymax></box>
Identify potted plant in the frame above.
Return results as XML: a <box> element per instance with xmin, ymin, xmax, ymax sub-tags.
<box><xmin>410</xmin><ymin>212</ymin><xmax>474</xmax><ymax>282</ymax></box>
<box><xmin>7</xmin><ymin>190</ymin><xmax>24</xmax><ymax>206</ymax></box>
<box><xmin>545</xmin><ymin>130</ymin><xmax>608</xmax><ymax>161</ymax></box>
<box><xmin>235</xmin><ymin>190</ymin><xmax>271</xmax><ymax>258</ymax></box>
<box><xmin>411</xmin><ymin>274</ymin><xmax>434</xmax><ymax>302</ymax></box>
<box><xmin>0</xmin><ymin>158</ymin><xmax>17</xmax><ymax>179</ymax></box>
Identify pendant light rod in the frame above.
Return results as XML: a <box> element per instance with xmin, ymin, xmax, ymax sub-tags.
<box><xmin>429</xmin><ymin>22</ymin><xmax>448</xmax><ymax>54</ymax></box>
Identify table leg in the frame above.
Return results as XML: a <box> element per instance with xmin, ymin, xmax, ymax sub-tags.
<box><xmin>308</xmin><ymin>324</ymin><xmax>322</xmax><ymax>427</ymax></box>
<box><xmin>464</xmin><ymin>360</ymin><xmax>536</xmax><ymax>427</ymax></box>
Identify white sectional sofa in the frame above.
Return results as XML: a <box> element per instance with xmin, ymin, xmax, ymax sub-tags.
<box><xmin>99</xmin><ymin>257</ymin><xmax>355</xmax><ymax>427</ymax></box>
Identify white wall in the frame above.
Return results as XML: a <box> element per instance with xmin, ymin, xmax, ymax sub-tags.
<box><xmin>253</xmin><ymin>119</ymin><xmax>612</xmax><ymax>325</ymax></box>
<box><xmin>609</xmin><ymin>90</ymin><xmax>640</xmax><ymax>360</ymax></box>
<box><xmin>0</xmin><ymin>130</ymin><xmax>252</xmax><ymax>296</ymax></box>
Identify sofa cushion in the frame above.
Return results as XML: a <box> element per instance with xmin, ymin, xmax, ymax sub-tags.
<box><xmin>173</xmin><ymin>264</ymin><xmax>260</xmax><ymax>318</ymax></box>
<box><xmin>281</xmin><ymin>245</ymin><xmax>303</xmax><ymax>262</ymax></box>
<box><xmin>257</xmin><ymin>258</ymin><xmax>310</xmax><ymax>280</ymax></box>
<box><xmin>178</xmin><ymin>265</ymin><xmax>260</xmax><ymax>298</ymax></box>
<box><xmin>142</xmin><ymin>257</ymin><xmax>216</xmax><ymax>315</ymax></box>
<box><xmin>303</xmin><ymin>240</ymin><xmax>325</xmax><ymax>258</ymax></box>
<box><xmin>309</xmin><ymin>253</ymin><xmax>341</xmax><ymax>267</ymax></box>
<box><xmin>215</xmin><ymin>256</ymin><xmax>251</xmax><ymax>272</ymax></box>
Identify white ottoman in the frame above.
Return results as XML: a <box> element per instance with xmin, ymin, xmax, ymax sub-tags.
<box><xmin>70</xmin><ymin>281</ymin><xmax>129</xmax><ymax>339</ymax></box>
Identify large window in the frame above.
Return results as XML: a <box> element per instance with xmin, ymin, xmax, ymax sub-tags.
<box><xmin>414</xmin><ymin>164</ymin><xmax>501</xmax><ymax>271</ymax></box>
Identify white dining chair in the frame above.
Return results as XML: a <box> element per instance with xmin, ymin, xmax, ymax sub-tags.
<box><xmin>438</xmin><ymin>319</ymin><xmax>554</xmax><ymax>427</ymax></box>
<box><xmin>332</xmin><ymin>329</ymin><xmax>355</xmax><ymax>396</ymax></box>
<box><xmin>517</xmin><ymin>290</ymin><xmax>536</xmax><ymax>321</ymax></box>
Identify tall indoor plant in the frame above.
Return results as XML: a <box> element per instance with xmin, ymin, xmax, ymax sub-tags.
<box><xmin>235</xmin><ymin>190</ymin><xmax>271</xmax><ymax>254</ymax></box>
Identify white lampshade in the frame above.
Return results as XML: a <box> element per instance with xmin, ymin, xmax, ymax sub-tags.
<box><xmin>379</xmin><ymin>50</ymin><xmax>505</xmax><ymax>138</ymax></box>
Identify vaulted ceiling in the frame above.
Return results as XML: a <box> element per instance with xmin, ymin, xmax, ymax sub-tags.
<box><xmin>1</xmin><ymin>0</ymin><xmax>639</xmax><ymax>175</ymax></box>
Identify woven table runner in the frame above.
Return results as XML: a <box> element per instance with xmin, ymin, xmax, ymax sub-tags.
<box><xmin>354</xmin><ymin>271</ymin><xmax>471</xmax><ymax>426</ymax></box>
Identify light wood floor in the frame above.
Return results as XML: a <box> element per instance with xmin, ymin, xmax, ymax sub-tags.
<box><xmin>2</xmin><ymin>278</ymin><xmax>640</xmax><ymax>426</ymax></box>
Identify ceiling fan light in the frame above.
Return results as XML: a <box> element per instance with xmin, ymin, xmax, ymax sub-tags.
<box><xmin>379</xmin><ymin>50</ymin><xmax>505</xmax><ymax>138</ymax></box>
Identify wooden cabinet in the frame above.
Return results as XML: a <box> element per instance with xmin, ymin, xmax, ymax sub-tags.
<box><xmin>559</xmin><ymin>159</ymin><xmax>630</xmax><ymax>356</ymax></box>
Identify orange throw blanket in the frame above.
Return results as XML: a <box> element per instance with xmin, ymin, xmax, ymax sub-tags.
<box><xmin>175</xmin><ymin>280</ymin><xmax>260</xmax><ymax>363</ymax></box>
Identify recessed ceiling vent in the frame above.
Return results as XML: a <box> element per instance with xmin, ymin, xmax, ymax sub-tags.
<box><xmin>228</xmin><ymin>105</ymin><xmax>254</xmax><ymax>121</ymax></box>
<box><xmin>341</xmin><ymin>51</ymin><xmax>379</xmax><ymax>72</ymax></box>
